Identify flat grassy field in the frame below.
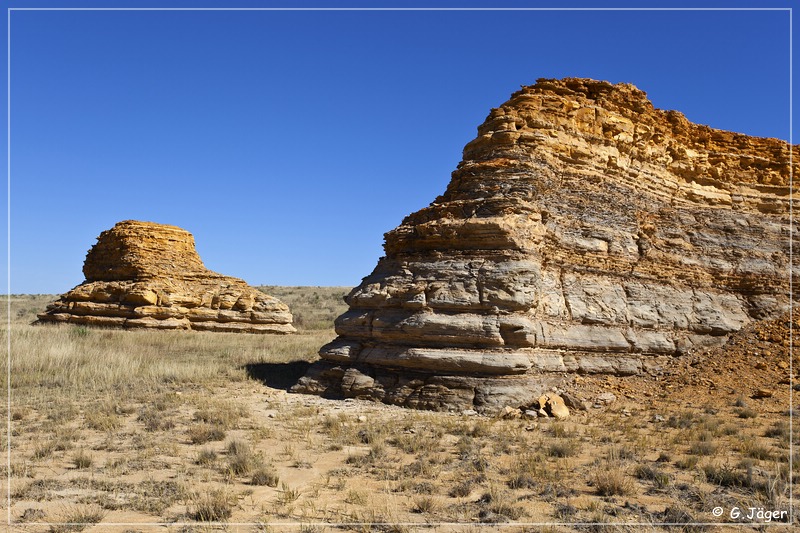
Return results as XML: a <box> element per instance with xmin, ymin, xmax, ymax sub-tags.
<box><xmin>1</xmin><ymin>290</ymin><xmax>796</xmax><ymax>532</ymax></box>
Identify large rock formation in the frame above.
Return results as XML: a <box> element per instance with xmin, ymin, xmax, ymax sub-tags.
<box><xmin>37</xmin><ymin>220</ymin><xmax>295</xmax><ymax>334</ymax></box>
<box><xmin>292</xmin><ymin>77</ymin><xmax>797</xmax><ymax>412</ymax></box>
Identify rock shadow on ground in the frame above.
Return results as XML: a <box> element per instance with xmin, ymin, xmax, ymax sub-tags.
<box><xmin>245</xmin><ymin>361</ymin><xmax>312</xmax><ymax>391</ymax></box>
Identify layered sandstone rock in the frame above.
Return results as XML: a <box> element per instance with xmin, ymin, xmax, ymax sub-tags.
<box><xmin>292</xmin><ymin>77</ymin><xmax>797</xmax><ymax>412</ymax></box>
<box><xmin>37</xmin><ymin>220</ymin><xmax>295</xmax><ymax>334</ymax></box>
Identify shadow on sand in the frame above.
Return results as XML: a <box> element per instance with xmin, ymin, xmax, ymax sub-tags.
<box><xmin>244</xmin><ymin>361</ymin><xmax>312</xmax><ymax>391</ymax></box>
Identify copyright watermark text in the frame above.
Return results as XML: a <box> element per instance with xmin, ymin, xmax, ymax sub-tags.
<box><xmin>712</xmin><ymin>506</ymin><xmax>788</xmax><ymax>522</ymax></box>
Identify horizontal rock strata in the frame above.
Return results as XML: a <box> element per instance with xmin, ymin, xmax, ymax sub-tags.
<box><xmin>37</xmin><ymin>220</ymin><xmax>295</xmax><ymax>334</ymax></box>
<box><xmin>292</xmin><ymin>77</ymin><xmax>797</xmax><ymax>412</ymax></box>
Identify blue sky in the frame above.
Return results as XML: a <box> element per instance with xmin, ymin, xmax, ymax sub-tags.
<box><xmin>2</xmin><ymin>1</ymin><xmax>795</xmax><ymax>294</ymax></box>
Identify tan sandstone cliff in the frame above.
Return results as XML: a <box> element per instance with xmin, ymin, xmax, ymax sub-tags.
<box><xmin>292</xmin><ymin>77</ymin><xmax>797</xmax><ymax>412</ymax></box>
<box><xmin>37</xmin><ymin>220</ymin><xmax>295</xmax><ymax>334</ymax></box>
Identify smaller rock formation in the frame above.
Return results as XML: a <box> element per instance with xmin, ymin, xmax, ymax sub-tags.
<box><xmin>37</xmin><ymin>220</ymin><xmax>295</xmax><ymax>334</ymax></box>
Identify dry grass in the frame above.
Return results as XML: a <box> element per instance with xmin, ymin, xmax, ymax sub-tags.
<box><xmin>592</xmin><ymin>462</ymin><xmax>635</xmax><ymax>496</ymax></box>
<box><xmin>3</xmin><ymin>291</ymin><xmax>797</xmax><ymax>529</ymax></box>
<box><xmin>48</xmin><ymin>504</ymin><xmax>105</xmax><ymax>532</ymax></box>
<box><xmin>256</xmin><ymin>286</ymin><xmax>349</xmax><ymax>330</ymax></box>
<box><xmin>3</xmin><ymin>324</ymin><xmax>332</xmax><ymax>398</ymax></box>
<box><xmin>187</xmin><ymin>423</ymin><xmax>226</xmax><ymax>444</ymax></box>
<box><xmin>71</xmin><ymin>449</ymin><xmax>93</xmax><ymax>470</ymax></box>
<box><xmin>190</xmin><ymin>487</ymin><xmax>237</xmax><ymax>521</ymax></box>
<box><xmin>251</xmin><ymin>464</ymin><xmax>280</xmax><ymax>487</ymax></box>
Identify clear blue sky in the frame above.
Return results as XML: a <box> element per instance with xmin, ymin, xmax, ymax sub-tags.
<box><xmin>2</xmin><ymin>1</ymin><xmax>795</xmax><ymax>294</ymax></box>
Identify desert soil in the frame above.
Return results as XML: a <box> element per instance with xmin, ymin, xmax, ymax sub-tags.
<box><xmin>1</xmin><ymin>291</ymin><xmax>796</xmax><ymax>532</ymax></box>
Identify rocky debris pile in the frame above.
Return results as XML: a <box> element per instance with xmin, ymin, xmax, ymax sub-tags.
<box><xmin>552</xmin><ymin>305</ymin><xmax>798</xmax><ymax>414</ymax></box>
<box><xmin>660</xmin><ymin>306</ymin><xmax>798</xmax><ymax>401</ymax></box>
<box><xmin>292</xmin><ymin>77</ymin><xmax>796</xmax><ymax>413</ymax></box>
<box><xmin>37</xmin><ymin>220</ymin><xmax>295</xmax><ymax>334</ymax></box>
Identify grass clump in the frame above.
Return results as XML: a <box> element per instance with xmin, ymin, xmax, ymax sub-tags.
<box><xmin>735</xmin><ymin>407</ymin><xmax>758</xmax><ymax>419</ymax></box>
<box><xmin>191</xmin><ymin>488</ymin><xmax>236</xmax><ymax>521</ymax></box>
<box><xmin>84</xmin><ymin>410</ymin><xmax>121</xmax><ymax>432</ymax></box>
<box><xmin>703</xmin><ymin>463</ymin><xmax>751</xmax><ymax>488</ymax></box>
<box><xmin>33</xmin><ymin>441</ymin><xmax>56</xmax><ymax>460</ymax></box>
<box><xmin>48</xmin><ymin>505</ymin><xmax>106</xmax><ymax>533</ymax></box>
<box><xmin>251</xmin><ymin>465</ymin><xmax>279</xmax><ymax>487</ymax></box>
<box><xmin>592</xmin><ymin>463</ymin><xmax>634</xmax><ymax>496</ymax></box>
<box><xmin>72</xmin><ymin>449</ymin><xmax>92</xmax><ymax>470</ymax></box>
<box><xmin>226</xmin><ymin>439</ymin><xmax>260</xmax><ymax>476</ymax></box>
<box><xmin>546</xmin><ymin>439</ymin><xmax>581</xmax><ymax>458</ymax></box>
<box><xmin>666</xmin><ymin>412</ymin><xmax>695</xmax><ymax>429</ymax></box>
<box><xmin>195</xmin><ymin>448</ymin><xmax>217</xmax><ymax>466</ymax></box>
<box><xmin>48</xmin><ymin>505</ymin><xmax>105</xmax><ymax>532</ymax></box>
<box><xmin>129</xmin><ymin>479</ymin><xmax>187</xmax><ymax>515</ymax></box>
<box><xmin>193</xmin><ymin>402</ymin><xmax>246</xmax><ymax>430</ymax></box>
<box><xmin>346</xmin><ymin>443</ymin><xmax>386</xmax><ymax>467</ymax></box>
<box><xmin>412</xmin><ymin>495</ymin><xmax>439</xmax><ymax>514</ymax></box>
<box><xmin>345</xmin><ymin>489</ymin><xmax>369</xmax><ymax>505</ymax></box>
<box><xmin>687</xmin><ymin>440</ymin><xmax>718</xmax><ymax>457</ymax></box>
<box><xmin>390</xmin><ymin>431</ymin><xmax>439</xmax><ymax>454</ymax></box>
<box><xmin>606</xmin><ymin>445</ymin><xmax>638</xmax><ymax>462</ymax></box>
<box><xmin>765</xmin><ymin>421</ymin><xmax>790</xmax><ymax>442</ymax></box>
<box><xmin>449</xmin><ymin>479</ymin><xmax>474</xmax><ymax>498</ymax></box>
<box><xmin>675</xmin><ymin>455</ymin><xmax>700</xmax><ymax>470</ymax></box>
<box><xmin>478</xmin><ymin>487</ymin><xmax>523</xmax><ymax>520</ymax></box>
<box><xmin>507</xmin><ymin>474</ymin><xmax>537</xmax><ymax>490</ymax></box>
<box><xmin>187</xmin><ymin>423</ymin><xmax>226</xmax><ymax>445</ymax></box>
<box><xmin>740</xmin><ymin>440</ymin><xmax>773</xmax><ymax>461</ymax></box>
<box><xmin>277</xmin><ymin>482</ymin><xmax>301</xmax><ymax>505</ymax></box>
<box><xmin>633</xmin><ymin>463</ymin><xmax>670</xmax><ymax>489</ymax></box>
<box><xmin>137</xmin><ymin>406</ymin><xmax>175</xmax><ymax>432</ymax></box>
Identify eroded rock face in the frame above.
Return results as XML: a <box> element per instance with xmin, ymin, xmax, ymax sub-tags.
<box><xmin>37</xmin><ymin>220</ymin><xmax>295</xmax><ymax>334</ymax></box>
<box><xmin>292</xmin><ymin>77</ymin><xmax>797</xmax><ymax>412</ymax></box>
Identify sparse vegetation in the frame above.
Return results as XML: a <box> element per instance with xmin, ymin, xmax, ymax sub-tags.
<box><xmin>71</xmin><ymin>449</ymin><xmax>92</xmax><ymax>470</ymax></box>
<box><xmin>735</xmin><ymin>407</ymin><xmax>758</xmax><ymax>419</ymax></box>
<box><xmin>226</xmin><ymin>438</ymin><xmax>260</xmax><ymax>476</ymax></box>
<box><xmin>256</xmin><ymin>286</ymin><xmax>349</xmax><ymax>330</ymax></box>
<box><xmin>277</xmin><ymin>482</ymin><xmax>302</xmax><ymax>505</ymax></box>
<box><xmin>634</xmin><ymin>463</ymin><xmax>671</xmax><ymax>489</ymax></box>
<box><xmin>251</xmin><ymin>465</ymin><xmax>280</xmax><ymax>487</ymax></box>
<box><xmin>411</xmin><ymin>495</ymin><xmax>439</xmax><ymax>514</ymax></box>
<box><xmin>187</xmin><ymin>423</ymin><xmax>226</xmax><ymax>444</ymax></box>
<box><xmin>191</xmin><ymin>488</ymin><xmax>236</xmax><ymax>521</ymax></box>
<box><xmin>546</xmin><ymin>438</ymin><xmax>581</xmax><ymax>458</ymax></box>
<box><xmin>4</xmin><ymin>292</ymin><xmax>797</xmax><ymax>527</ymax></box>
<box><xmin>592</xmin><ymin>462</ymin><xmax>635</xmax><ymax>496</ymax></box>
<box><xmin>702</xmin><ymin>463</ymin><xmax>751</xmax><ymax>488</ymax></box>
<box><xmin>449</xmin><ymin>479</ymin><xmax>474</xmax><ymax>497</ymax></box>
<box><xmin>49</xmin><ymin>504</ymin><xmax>105</xmax><ymax>532</ymax></box>
<box><xmin>196</xmin><ymin>448</ymin><xmax>217</xmax><ymax>466</ymax></box>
